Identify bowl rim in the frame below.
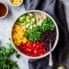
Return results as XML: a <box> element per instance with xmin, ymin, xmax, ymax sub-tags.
<box><xmin>8</xmin><ymin>0</ymin><xmax>23</xmax><ymax>6</ymax></box>
<box><xmin>11</xmin><ymin>10</ymin><xmax>59</xmax><ymax>59</ymax></box>
<box><xmin>0</xmin><ymin>2</ymin><xmax>8</xmax><ymax>19</ymax></box>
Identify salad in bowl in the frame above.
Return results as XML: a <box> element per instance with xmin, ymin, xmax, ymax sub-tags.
<box><xmin>11</xmin><ymin>10</ymin><xmax>59</xmax><ymax>59</ymax></box>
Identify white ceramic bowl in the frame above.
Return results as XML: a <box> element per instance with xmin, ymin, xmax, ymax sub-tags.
<box><xmin>8</xmin><ymin>0</ymin><xmax>23</xmax><ymax>6</ymax></box>
<box><xmin>0</xmin><ymin>2</ymin><xmax>8</xmax><ymax>19</ymax></box>
<box><xmin>11</xmin><ymin>10</ymin><xmax>59</xmax><ymax>59</ymax></box>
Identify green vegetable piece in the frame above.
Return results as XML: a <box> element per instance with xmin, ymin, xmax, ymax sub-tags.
<box><xmin>40</xmin><ymin>17</ymin><xmax>55</xmax><ymax>32</ymax></box>
<box><xmin>0</xmin><ymin>43</ymin><xmax>19</xmax><ymax>69</ymax></box>
<box><xmin>31</xmin><ymin>18</ymin><xmax>35</xmax><ymax>23</ymax></box>
<box><xmin>15</xmin><ymin>52</ymin><xmax>20</xmax><ymax>58</ymax></box>
<box><xmin>18</xmin><ymin>15</ymin><xmax>26</xmax><ymax>23</ymax></box>
<box><xmin>28</xmin><ymin>13</ymin><xmax>34</xmax><ymax>17</ymax></box>
<box><xmin>6</xmin><ymin>43</ymin><xmax>15</xmax><ymax>56</ymax></box>
<box><xmin>47</xmin><ymin>17</ymin><xmax>55</xmax><ymax>30</ymax></box>
<box><xmin>17</xmin><ymin>13</ymin><xmax>36</xmax><ymax>28</ymax></box>
<box><xmin>57</xmin><ymin>66</ymin><xmax>65</xmax><ymax>69</ymax></box>
<box><xmin>41</xmin><ymin>21</ymin><xmax>48</xmax><ymax>32</ymax></box>
<box><xmin>26</xmin><ymin>14</ymin><xmax>35</xmax><ymax>24</ymax></box>
<box><xmin>26</xmin><ymin>27</ymin><xmax>41</xmax><ymax>42</ymax></box>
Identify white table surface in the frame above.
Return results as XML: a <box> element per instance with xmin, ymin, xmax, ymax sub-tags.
<box><xmin>0</xmin><ymin>0</ymin><xmax>69</xmax><ymax>69</ymax></box>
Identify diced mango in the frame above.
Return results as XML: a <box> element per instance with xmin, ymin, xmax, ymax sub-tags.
<box><xmin>12</xmin><ymin>24</ymin><xmax>28</xmax><ymax>46</ymax></box>
<box><xmin>22</xmin><ymin>37</ymin><xmax>27</xmax><ymax>43</ymax></box>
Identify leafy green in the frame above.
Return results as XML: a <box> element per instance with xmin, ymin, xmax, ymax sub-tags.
<box><xmin>40</xmin><ymin>17</ymin><xmax>55</xmax><ymax>32</ymax></box>
<box><xmin>26</xmin><ymin>27</ymin><xmax>41</xmax><ymax>42</ymax></box>
<box><xmin>0</xmin><ymin>43</ymin><xmax>19</xmax><ymax>69</ymax></box>
<box><xmin>6</xmin><ymin>43</ymin><xmax>15</xmax><ymax>56</ymax></box>
<box><xmin>15</xmin><ymin>51</ymin><xmax>20</xmax><ymax>58</ymax></box>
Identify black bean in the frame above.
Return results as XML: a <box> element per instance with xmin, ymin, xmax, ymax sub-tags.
<box><xmin>40</xmin><ymin>30</ymin><xmax>56</xmax><ymax>51</ymax></box>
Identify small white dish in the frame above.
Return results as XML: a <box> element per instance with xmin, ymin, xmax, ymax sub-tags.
<box><xmin>9</xmin><ymin>0</ymin><xmax>23</xmax><ymax>6</ymax></box>
<box><xmin>0</xmin><ymin>2</ymin><xmax>8</xmax><ymax>19</ymax></box>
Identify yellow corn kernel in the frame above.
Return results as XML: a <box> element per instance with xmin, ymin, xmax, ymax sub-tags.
<box><xmin>12</xmin><ymin>0</ymin><xmax>21</xmax><ymax>5</ymax></box>
<box><xmin>14</xmin><ymin>38</ymin><xmax>22</xmax><ymax>46</ymax></box>
<box><xmin>14</xmin><ymin>25</ymin><xmax>21</xmax><ymax>30</ymax></box>
<box><xmin>22</xmin><ymin>37</ymin><xmax>27</xmax><ymax>43</ymax></box>
<box><xmin>12</xmin><ymin>24</ymin><xmax>27</xmax><ymax>46</ymax></box>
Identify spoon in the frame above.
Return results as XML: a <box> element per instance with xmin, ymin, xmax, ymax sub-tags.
<box><xmin>49</xmin><ymin>40</ymin><xmax>53</xmax><ymax>66</ymax></box>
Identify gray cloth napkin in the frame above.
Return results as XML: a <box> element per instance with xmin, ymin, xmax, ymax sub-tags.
<box><xmin>24</xmin><ymin>0</ymin><xmax>69</xmax><ymax>69</ymax></box>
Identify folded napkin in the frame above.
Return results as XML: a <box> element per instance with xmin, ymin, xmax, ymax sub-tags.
<box><xmin>24</xmin><ymin>0</ymin><xmax>69</xmax><ymax>69</ymax></box>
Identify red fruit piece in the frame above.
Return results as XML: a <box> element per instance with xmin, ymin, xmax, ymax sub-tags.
<box><xmin>26</xmin><ymin>41</ymin><xmax>33</xmax><ymax>47</ymax></box>
<box><xmin>26</xmin><ymin>47</ymin><xmax>32</xmax><ymax>52</ymax></box>
<box><xmin>18</xmin><ymin>41</ymin><xmax>47</xmax><ymax>57</ymax></box>
<box><xmin>36</xmin><ymin>41</ymin><xmax>44</xmax><ymax>49</ymax></box>
<box><xmin>37</xmin><ymin>48</ymin><xmax>46</xmax><ymax>56</ymax></box>
<box><xmin>32</xmin><ymin>43</ymin><xmax>36</xmax><ymax>47</ymax></box>
<box><xmin>37</xmin><ymin>41</ymin><xmax>44</xmax><ymax>45</ymax></box>
<box><xmin>18</xmin><ymin>42</ymin><xmax>26</xmax><ymax>52</ymax></box>
<box><xmin>33</xmin><ymin>49</ymin><xmax>38</xmax><ymax>55</ymax></box>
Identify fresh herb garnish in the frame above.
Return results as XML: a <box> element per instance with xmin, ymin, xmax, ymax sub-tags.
<box><xmin>15</xmin><ymin>51</ymin><xmax>20</xmax><ymax>58</ymax></box>
<box><xmin>0</xmin><ymin>43</ymin><xmax>19</xmax><ymax>69</ymax></box>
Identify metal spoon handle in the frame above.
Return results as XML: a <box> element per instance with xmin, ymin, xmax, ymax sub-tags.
<box><xmin>49</xmin><ymin>41</ymin><xmax>53</xmax><ymax>66</ymax></box>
